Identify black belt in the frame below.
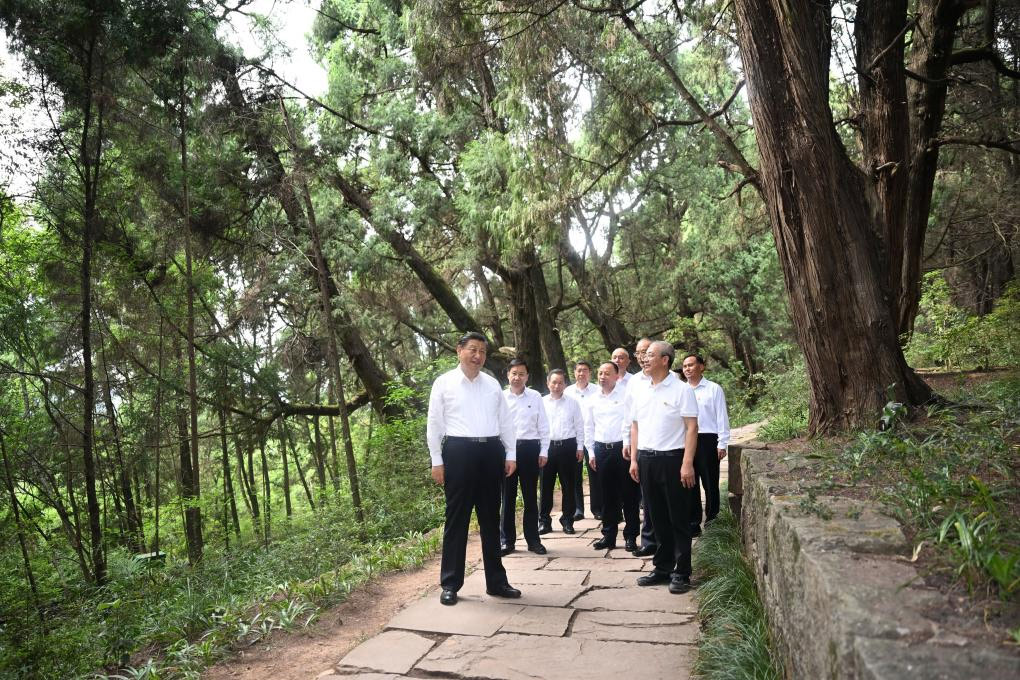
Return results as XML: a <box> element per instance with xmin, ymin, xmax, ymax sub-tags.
<box><xmin>445</xmin><ymin>435</ymin><xmax>501</xmax><ymax>443</ymax></box>
<box><xmin>638</xmin><ymin>448</ymin><xmax>684</xmax><ymax>458</ymax></box>
<box><xmin>517</xmin><ymin>438</ymin><xmax>540</xmax><ymax>444</ymax></box>
<box><xmin>550</xmin><ymin>438</ymin><xmax>576</xmax><ymax>446</ymax></box>
<box><xmin>595</xmin><ymin>441</ymin><xmax>623</xmax><ymax>448</ymax></box>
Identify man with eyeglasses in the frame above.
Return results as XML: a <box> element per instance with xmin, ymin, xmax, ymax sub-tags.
<box><xmin>628</xmin><ymin>340</ymin><xmax>700</xmax><ymax>594</ymax></box>
<box><xmin>622</xmin><ymin>337</ymin><xmax>657</xmax><ymax>556</ymax></box>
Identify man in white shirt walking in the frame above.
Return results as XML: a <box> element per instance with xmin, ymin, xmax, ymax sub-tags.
<box><xmin>681</xmin><ymin>354</ymin><xmax>731</xmax><ymax>533</ymax></box>
<box><xmin>565</xmin><ymin>360</ymin><xmax>599</xmax><ymax>521</ymax></box>
<box><xmin>501</xmin><ymin>358</ymin><xmax>550</xmax><ymax>556</ymax></box>
<box><xmin>427</xmin><ymin>332</ymin><xmax>522</xmax><ymax>606</ymax></box>
<box><xmin>539</xmin><ymin>369</ymin><xmax>584</xmax><ymax>534</ymax></box>
<box><xmin>628</xmin><ymin>341</ymin><xmax>700</xmax><ymax>594</ymax></box>
<box><xmin>585</xmin><ymin>362</ymin><xmax>640</xmax><ymax>552</ymax></box>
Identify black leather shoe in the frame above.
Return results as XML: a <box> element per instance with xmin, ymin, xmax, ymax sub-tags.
<box><xmin>573</xmin><ymin>512</ymin><xmax>584</xmax><ymax>521</ymax></box>
<box><xmin>593</xmin><ymin>512</ymin><xmax>602</xmax><ymax>520</ymax></box>
<box><xmin>440</xmin><ymin>589</ymin><xmax>457</xmax><ymax>606</ymax></box>
<box><xmin>538</xmin><ymin>523</ymin><xmax>552</xmax><ymax>535</ymax></box>
<box><xmin>636</xmin><ymin>572</ymin><xmax>671</xmax><ymax>586</ymax></box>
<box><xmin>562</xmin><ymin>524</ymin><xmax>576</xmax><ymax>534</ymax></box>
<box><xmin>527</xmin><ymin>543</ymin><xmax>547</xmax><ymax>555</ymax></box>
<box><xmin>691</xmin><ymin>525</ymin><xmax>703</xmax><ymax>538</ymax></box>
<box><xmin>624</xmin><ymin>539</ymin><xmax>639</xmax><ymax>552</ymax></box>
<box><xmin>500</xmin><ymin>545</ymin><xmax>515</xmax><ymax>556</ymax></box>
<box><xmin>669</xmin><ymin>574</ymin><xmax>692</xmax><ymax>594</ymax></box>
<box><xmin>632</xmin><ymin>544</ymin><xmax>656</xmax><ymax>557</ymax></box>
<box><xmin>592</xmin><ymin>537</ymin><xmax>616</xmax><ymax>550</ymax></box>
<box><xmin>486</xmin><ymin>584</ymin><xmax>522</xmax><ymax>599</ymax></box>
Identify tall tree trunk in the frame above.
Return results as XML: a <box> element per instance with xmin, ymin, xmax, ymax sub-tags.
<box><xmin>1</xmin><ymin>432</ymin><xmax>42</xmax><ymax>622</ymax></box>
<box><xmin>285</xmin><ymin>424</ymin><xmax>316</xmax><ymax>511</ymax></box>
<box><xmin>498</xmin><ymin>261</ymin><xmax>546</xmax><ymax>389</ymax></box>
<box><xmin>219</xmin><ymin>406</ymin><xmax>241</xmax><ymax>535</ymax></box>
<box><xmin>303</xmin><ymin>417</ymin><xmax>326</xmax><ymax>490</ymax></box>
<box><xmin>99</xmin><ymin>340</ymin><xmax>143</xmax><ymax>552</ymax></box>
<box><xmin>732</xmin><ymin>0</ymin><xmax>933</xmax><ymax>433</ymax></box>
<box><xmin>527</xmin><ymin>247</ymin><xmax>568</xmax><ymax>371</ymax></box>
<box><xmin>179</xmin><ymin>65</ymin><xmax>202</xmax><ymax>562</ymax></box>
<box><xmin>278</xmin><ymin>420</ymin><xmax>292</xmax><ymax>518</ymax></box>
<box><xmin>258</xmin><ymin>433</ymin><xmax>271</xmax><ymax>545</ymax></box>
<box><xmin>176</xmin><ymin>404</ymin><xmax>201</xmax><ymax>565</ymax></box>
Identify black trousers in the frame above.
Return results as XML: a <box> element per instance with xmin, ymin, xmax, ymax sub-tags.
<box><xmin>439</xmin><ymin>437</ymin><xmax>509</xmax><ymax>592</ymax></box>
<box><xmin>692</xmin><ymin>433</ymin><xmax>721</xmax><ymax>528</ymax></box>
<box><xmin>638</xmin><ymin>452</ymin><xmax>697</xmax><ymax>578</ymax></box>
<box><xmin>573</xmin><ymin>448</ymin><xmax>602</xmax><ymax>516</ymax></box>
<box><xmin>640</xmin><ymin>489</ymin><xmax>657</xmax><ymax>548</ymax></box>
<box><xmin>594</xmin><ymin>442</ymin><xmax>639</xmax><ymax>541</ymax></box>
<box><xmin>501</xmin><ymin>439</ymin><xmax>541</xmax><ymax>548</ymax></box>
<box><xmin>540</xmin><ymin>438</ymin><xmax>578</xmax><ymax>526</ymax></box>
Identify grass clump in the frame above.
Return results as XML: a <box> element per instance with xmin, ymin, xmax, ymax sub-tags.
<box><xmin>694</xmin><ymin>503</ymin><xmax>783</xmax><ymax>680</ymax></box>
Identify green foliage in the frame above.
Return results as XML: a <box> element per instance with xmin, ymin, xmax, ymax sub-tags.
<box><xmin>757</xmin><ymin>362</ymin><xmax>810</xmax><ymax>441</ymax></box>
<box><xmin>814</xmin><ymin>376</ymin><xmax>1020</xmax><ymax>599</ymax></box>
<box><xmin>906</xmin><ymin>274</ymin><xmax>1020</xmax><ymax>369</ymax></box>
<box><xmin>693</xmin><ymin>502</ymin><xmax>784</xmax><ymax>680</ymax></box>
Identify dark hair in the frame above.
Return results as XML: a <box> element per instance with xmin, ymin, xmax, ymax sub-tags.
<box><xmin>508</xmin><ymin>357</ymin><xmax>529</xmax><ymax>371</ymax></box>
<box><xmin>683</xmin><ymin>353</ymin><xmax>706</xmax><ymax>366</ymax></box>
<box><xmin>574</xmin><ymin>360</ymin><xmax>592</xmax><ymax>370</ymax></box>
<box><xmin>600</xmin><ymin>361</ymin><xmax>619</xmax><ymax>374</ymax></box>
<box><xmin>547</xmin><ymin>368</ymin><xmax>567</xmax><ymax>380</ymax></box>
<box><xmin>457</xmin><ymin>331</ymin><xmax>489</xmax><ymax>348</ymax></box>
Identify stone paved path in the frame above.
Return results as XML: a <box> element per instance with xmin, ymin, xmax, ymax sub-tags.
<box><xmin>318</xmin><ymin>423</ymin><xmax>760</xmax><ymax>680</ymax></box>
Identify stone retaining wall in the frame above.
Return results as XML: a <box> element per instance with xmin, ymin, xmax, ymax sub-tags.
<box><xmin>734</xmin><ymin>447</ymin><xmax>1020</xmax><ymax>680</ymax></box>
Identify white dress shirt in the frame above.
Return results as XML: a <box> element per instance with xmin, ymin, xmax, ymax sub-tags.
<box><xmin>504</xmin><ymin>387</ymin><xmax>551</xmax><ymax>456</ymax></box>
<box><xmin>629</xmin><ymin>371</ymin><xmax>699</xmax><ymax>451</ymax></box>
<box><xmin>617</xmin><ymin>371</ymin><xmax>632</xmax><ymax>388</ymax></box>
<box><xmin>689</xmin><ymin>377</ymin><xmax>731</xmax><ymax>450</ymax></box>
<box><xmin>564</xmin><ymin>381</ymin><xmax>598</xmax><ymax>402</ymax></box>
<box><xmin>584</xmin><ymin>384</ymin><xmax>627</xmax><ymax>451</ymax></box>
<box><xmin>621</xmin><ymin>372</ymin><xmax>651</xmax><ymax>441</ymax></box>
<box><xmin>427</xmin><ymin>366</ymin><xmax>517</xmax><ymax>466</ymax></box>
<box><xmin>543</xmin><ymin>394</ymin><xmax>585</xmax><ymax>445</ymax></box>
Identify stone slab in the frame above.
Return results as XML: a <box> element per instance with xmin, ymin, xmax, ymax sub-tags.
<box><xmin>573</xmin><ymin>586</ymin><xmax>696</xmax><ymax>614</ymax></box>
<box><xmin>503</xmin><ymin>568</ymin><xmax>589</xmax><ymax>586</ymax></box>
<box><xmin>572</xmin><ymin>610</ymin><xmax>697</xmax><ymax>644</ymax></box>
<box><xmin>416</xmin><ymin>632</ymin><xmax>692</xmax><ymax>680</ymax></box>
<box><xmin>607</xmin><ymin>547</ymin><xmax>649</xmax><ymax>559</ymax></box>
<box><xmin>515</xmin><ymin>529</ymin><xmax>593</xmax><ymax>541</ymax></box>
<box><xmin>541</xmin><ymin>541</ymin><xmax>609</xmax><ymax>559</ymax></box>
<box><xmin>387</xmin><ymin>595</ymin><xmax>522</xmax><ymax>636</ymax></box>
<box><xmin>318</xmin><ymin>674</ymin><xmax>403</xmax><ymax>680</ymax></box>
<box><xmin>459</xmin><ymin>578</ymin><xmax>588</xmax><ymax>607</ymax></box>
<box><xmin>499</xmin><ymin>605</ymin><xmax>574</xmax><ymax>636</ymax></box>
<box><xmin>337</xmin><ymin>629</ymin><xmax>435</xmax><ymax>674</ymax></box>
<box><xmin>547</xmin><ymin>556</ymin><xmax>646</xmax><ymax>572</ymax></box>
<box><xmin>498</xmin><ymin>554</ymin><xmax>550</xmax><ymax>570</ymax></box>
<box><xmin>586</xmin><ymin>571</ymin><xmax>643</xmax><ymax>588</ymax></box>
<box><xmin>852</xmin><ymin>635</ymin><xmax>1020</xmax><ymax>680</ymax></box>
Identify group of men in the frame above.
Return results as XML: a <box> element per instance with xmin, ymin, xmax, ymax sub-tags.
<box><xmin>426</xmin><ymin>332</ymin><xmax>730</xmax><ymax>606</ymax></box>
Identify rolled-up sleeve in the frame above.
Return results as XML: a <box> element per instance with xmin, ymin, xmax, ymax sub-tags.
<box><xmin>426</xmin><ymin>376</ymin><xmax>446</xmax><ymax>467</ymax></box>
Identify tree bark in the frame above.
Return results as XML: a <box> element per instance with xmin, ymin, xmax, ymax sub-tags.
<box><xmin>219</xmin><ymin>405</ymin><xmax>241</xmax><ymax>535</ymax></box>
<box><xmin>732</xmin><ymin>0</ymin><xmax>934</xmax><ymax>433</ymax></box>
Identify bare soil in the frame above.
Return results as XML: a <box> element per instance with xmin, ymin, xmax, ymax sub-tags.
<box><xmin>202</xmin><ymin>535</ymin><xmax>483</xmax><ymax>680</ymax></box>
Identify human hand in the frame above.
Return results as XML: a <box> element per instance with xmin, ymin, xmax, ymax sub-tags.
<box><xmin>576</xmin><ymin>450</ymin><xmax>583</xmax><ymax>462</ymax></box>
<box><xmin>539</xmin><ymin>455</ymin><xmax>548</xmax><ymax>468</ymax></box>
<box><xmin>718</xmin><ymin>448</ymin><xmax>727</xmax><ymax>461</ymax></box>
<box><xmin>589</xmin><ymin>456</ymin><xmax>597</xmax><ymax>471</ymax></box>
<box><xmin>622</xmin><ymin>445</ymin><xmax>631</xmax><ymax>461</ymax></box>
<box><xmin>505</xmin><ymin>460</ymin><xmax>517</xmax><ymax>477</ymax></box>
<box><xmin>680</xmin><ymin>462</ymin><xmax>695</xmax><ymax>488</ymax></box>
<box><xmin>629</xmin><ymin>462</ymin><xmax>639</xmax><ymax>483</ymax></box>
<box><xmin>431</xmin><ymin>465</ymin><xmax>445</xmax><ymax>486</ymax></box>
